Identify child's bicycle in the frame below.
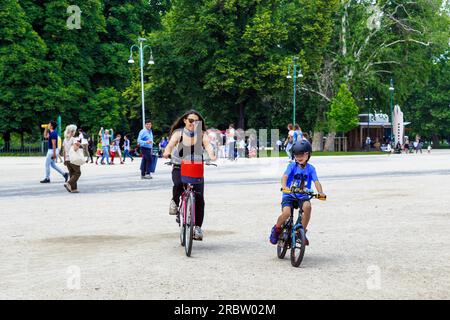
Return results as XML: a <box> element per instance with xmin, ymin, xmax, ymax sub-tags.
<box><xmin>277</xmin><ymin>187</ymin><xmax>326</xmax><ymax>267</ymax></box>
<box><xmin>165</xmin><ymin>160</ymin><xmax>217</xmax><ymax>257</ymax></box>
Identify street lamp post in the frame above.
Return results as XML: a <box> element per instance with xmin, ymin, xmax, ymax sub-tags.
<box><xmin>365</xmin><ymin>96</ymin><xmax>373</xmax><ymax>141</ymax></box>
<box><xmin>389</xmin><ymin>78</ymin><xmax>395</xmax><ymax>143</ymax></box>
<box><xmin>286</xmin><ymin>57</ymin><xmax>303</xmax><ymax>125</ymax></box>
<box><xmin>128</xmin><ymin>37</ymin><xmax>155</xmax><ymax>129</ymax></box>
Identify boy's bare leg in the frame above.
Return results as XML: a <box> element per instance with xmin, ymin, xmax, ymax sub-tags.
<box><xmin>301</xmin><ymin>201</ymin><xmax>312</xmax><ymax>230</ymax></box>
<box><xmin>276</xmin><ymin>207</ymin><xmax>292</xmax><ymax>228</ymax></box>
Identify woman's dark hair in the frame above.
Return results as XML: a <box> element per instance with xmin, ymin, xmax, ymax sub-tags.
<box><xmin>169</xmin><ymin>109</ymin><xmax>207</xmax><ymax>137</ymax></box>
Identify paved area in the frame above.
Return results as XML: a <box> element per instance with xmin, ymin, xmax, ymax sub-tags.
<box><xmin>0</xmin><ymin>151</ymin><xmax>449</xmax><ymax>299</ymax></box>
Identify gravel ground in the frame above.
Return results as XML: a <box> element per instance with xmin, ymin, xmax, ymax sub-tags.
<box><xmin>0</xmin><ymin>151</ymin><xmax>449</xmax><ymax>299</ymax></box>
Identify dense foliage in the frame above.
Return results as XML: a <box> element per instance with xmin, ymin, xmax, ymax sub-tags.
<box><xmin>0</xmin><ymin>0</ymin><xmax>448</xmax><ymax>149</ymax></box>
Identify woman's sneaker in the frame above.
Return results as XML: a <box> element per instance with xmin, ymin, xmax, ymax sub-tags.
<box><xmin>193</xmin><ymin>227</ymin><xmax>203</xmax><ymax>241</ymax></box>
<box><xmin>269</xmin><ymin>225</ymin><xmax>281</xmax><ymax>245</ymax></box>
<box><xmin>169</xmin><ymin>200</ymin><xmax>178</xmax><ymax>215</ymax></box>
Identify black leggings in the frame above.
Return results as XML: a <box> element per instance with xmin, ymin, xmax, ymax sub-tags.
<box><xmin>172</xmin><ymin>167</ymin><xmax>205</xmax><ymax>227</ymax></box>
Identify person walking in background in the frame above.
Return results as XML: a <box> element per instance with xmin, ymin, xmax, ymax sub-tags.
<box><xmin>62</xmin><ymin>124</ymin><xmax>82</xmax><ymax>193</ymax></box>
<box><xmin>138</xmin><ymin>120</ymin><xmax>154</xmax><ymax>179</ymax></box>
<box><xmin>293</xmin><ymin>124</ymin><xmax>303</xmax><ymax>142</ymax></box>
<box><xmin>248</xmin><ymin>134</ymin><xmax>258</xmax><ymax>158</ymax></box>
<box><xmin>159</xmin><ymin>137</ymin><xmax>168</xmax><ymax>158</ymax></box>
<box><xmin>302</xmin><ymin>132</ymin><xmax>310</xmax><ymax>142</ymax></box>
<box><xmin>78</xmin><ymin>127</ymin><xmax>90</xmax><ymax>162</ymax></box>
<box><xmin>56</xmin><ymin>135</ymin><xmax>63</xmax><ymax>163</ymax></box>
<box><xmin>86</xmin><ymin>135</ymin><xmax>94</xmax><ymax>163</ymax></box>
<box><xmin>284</xmin><ymin>123</ymin><xmax>295</xmax><ymax>161</ymax></box>
<box><xmin>113</xmin><ymin>134</ymin><xmax>124</xmax><ymax>164</ymax></box>
<box><xmin>226</xmin><ymin>124</ymin><xmax>236</xmax><ymax>161</ymax></box>
<box><xmin>99</xmin><ymin>127</ymin><xmax>111</xmax><ymax>165</ymax></box>
<box><xmin>122</xmin><ymin>135</ymin><xmax>134</xmax><ymax>162</ymax></box>
<box><xmin>40</xmin><ymin>121</ymin><xmax>69</xmax><ymax>183</ymax></box>
<box><xmin>403</xmin><ymin>137</ymin><xmax>410</xmax><ymax>154</ymax></box>
<box><xmin>365</xmin><ymin>136</ymin><xmax>372</xmax><ymax>151</ymax></box>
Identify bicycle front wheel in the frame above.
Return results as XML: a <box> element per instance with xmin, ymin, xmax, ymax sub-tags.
<box><xmin>277</xmin><ymin>228</ymin><xmax>290</xmax><ymax>259</ymax></box>
<box><xmin>290</xmin><ymin>228</ymin><xmax>306</xmax><ymax>267</ymax></box>
<box><xmin>184</xmin><ymin>193</ymin><xmax>195</xmax><ymax>257</ymax></box>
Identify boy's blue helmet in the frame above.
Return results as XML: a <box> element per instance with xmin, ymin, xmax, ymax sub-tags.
<box><xmin>291</xmin><ymin>140</ymin><xmax>312</xmax><ymax>161</ymax></box>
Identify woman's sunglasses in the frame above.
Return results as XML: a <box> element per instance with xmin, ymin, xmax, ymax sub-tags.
<box><xmin>187</xmin><ymin>118</ymin><xmax>199</xmax><ymax>124</ymax></box>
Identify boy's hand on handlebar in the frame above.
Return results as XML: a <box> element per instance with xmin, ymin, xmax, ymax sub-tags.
<box><xmin>317</xmin><ymin>193</ymin><xmax>327</xmax><ymax>200</ymax></box>
<box><xmin>280</xmin><ymin>187</ymin><xmax>290</xmax><ymax>193</ymax></box>
<box><xmin>163</xmin><ymin>152</ymin><xmax>170</xmax><ymax>159</ymax></box>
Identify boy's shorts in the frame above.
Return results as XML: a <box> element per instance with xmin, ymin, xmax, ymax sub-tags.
<box><xmin>281</xmin><ymin>196</ymin><xmax>310</xmax><ymax>209</ymax></box>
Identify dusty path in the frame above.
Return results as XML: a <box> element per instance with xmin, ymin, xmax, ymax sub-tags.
<box><xmin>1</xmin><ymin>151</ymin><xmax>449</xmax><ymax>299</ymax></box>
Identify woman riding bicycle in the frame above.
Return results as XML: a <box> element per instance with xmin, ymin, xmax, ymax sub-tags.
<box><xmin>163</xmin><ymin>110</ymin><xmax>216</xmax><ymax>240</ymax></box>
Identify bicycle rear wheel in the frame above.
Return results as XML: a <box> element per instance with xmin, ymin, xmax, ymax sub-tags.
<box><xmin>290</xmin><ymin>228</ymin><xmax>306</xmax><ymax>267</ymax></box>
<box><xmin>184</xmin><ymin>193</ymin><xmax>195</xmax><ymax>257</ymax></box>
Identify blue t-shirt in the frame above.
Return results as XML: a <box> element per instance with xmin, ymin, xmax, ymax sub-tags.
<box><xmin>48</xmin><ymin>131</ymin><xmax>58</xmax><ymax>150</ymax></box>
<box><xmin>283</xmin><ymin>162</ymin><xmax>318</xmax><ymax>200</ymax></box>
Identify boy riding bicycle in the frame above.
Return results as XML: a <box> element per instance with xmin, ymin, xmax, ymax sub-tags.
<box><xmin>269</xmin><ymin>140</ymin><xmax>326</xmax><ymax>246</ymax></box>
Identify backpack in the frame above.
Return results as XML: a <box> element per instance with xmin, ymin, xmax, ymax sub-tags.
<box><xmin>293</xmin><ymin>130</ymin><xmax>303</xmax><ymax>142</ymax></box>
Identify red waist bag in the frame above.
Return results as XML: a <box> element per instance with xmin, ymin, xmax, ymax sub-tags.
<box><xmin>181</xmin><ymin>160</ymin><xmax>204</xmax><ymax>184</ymax></box>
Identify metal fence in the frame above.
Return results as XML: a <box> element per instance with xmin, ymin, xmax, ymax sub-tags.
<box><xmin>0</xmin><ymin>142</ymin><xmax>47</xmax><ymax>155</ymax></box>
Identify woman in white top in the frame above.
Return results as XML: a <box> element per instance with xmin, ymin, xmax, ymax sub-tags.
<box><xmin>63</xmin><ymin>124</ymin><xmax>82</xmax><ymax>193</ymax></box>
<box><xmin>284</xmin><ymin>123</ymin><xmax>295</xmax><ymax>160</ymax></box>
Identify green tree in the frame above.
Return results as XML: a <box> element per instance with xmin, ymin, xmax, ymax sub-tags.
<box><xmin>327</xmin><ymin>83</ymin><xmax>359</xmax><ymax>136</ymax></box>
<box><xmin>0</xmin><ymin>0</ymin><xmax>49</xmax><ymax>149</ymax></box>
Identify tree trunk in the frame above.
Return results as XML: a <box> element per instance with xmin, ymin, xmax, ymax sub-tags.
<box><xmin>432</xmin><ymin>134</ymin><xmax>440</xmax><ymax>148</ymax></box>
<box><xmin>21</xmin><ymin>131</ymin><xmax>24</xmax><ymax>148</ymax></box>
<box><xmin>324</xmin><ymin>132</ymin><xmax>336</xmax><ymax>152</ymax></box>
<box><xmin>238</xmin><ymin>102</ymin><xmax>245</xmax><ymax>130</ymax></box>
<box><xmin>2</xmin><ymin>131</ymin><xmax>11</xmax><ymax>152</ymax></box>
<box><xmin>312</xmin><ymin>130</ymin><xmax>324</xmax><ymax>151</ymax></box>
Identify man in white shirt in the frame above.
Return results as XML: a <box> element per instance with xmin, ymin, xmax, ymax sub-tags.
<box><xmin>226</xmin><ymin>124</ymin><xmax>236</xmax><ymax>160</ymax></box>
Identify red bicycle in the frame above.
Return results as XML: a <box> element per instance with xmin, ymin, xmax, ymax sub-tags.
<box><xmin>166</xmin><ymin>160</ymin><xmax>217</xmax><ymax>257</ymax></box>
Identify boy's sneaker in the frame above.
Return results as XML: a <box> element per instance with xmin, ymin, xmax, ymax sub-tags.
<box><xmin>269</xmin><ymin>225</ymin><xmax>281</xmax><ymax>245</ymax></box>
<box><xmin>169</xmin><ymin>200</ymin><xmax>178</xmax><ymax>215</ymax></box>
<box><xmin>40</xmin><ymin>178</ymin><xmax>50</xmax><ymax>183</ymax></box>
<box><xmin>63</xmin><ymin>173</ymin><xmax>69</xmax><ymax>182</ymax></box>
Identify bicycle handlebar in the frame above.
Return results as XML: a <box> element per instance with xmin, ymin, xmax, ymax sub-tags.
<box><xmin>281</xmin><ymin>187</ymin><xmax>327</xmax><ymax>201</ymax></box>
<box><xmin>164</xmin><ymin>161</ymin><xmax>217</xmax><ymax>167</ymax></box>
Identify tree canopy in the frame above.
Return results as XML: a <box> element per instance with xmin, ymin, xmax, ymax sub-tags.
<box><xmin>0</xmin><ymin>0</ymin><xmax>448</xmax><ymax>149</ymax></box>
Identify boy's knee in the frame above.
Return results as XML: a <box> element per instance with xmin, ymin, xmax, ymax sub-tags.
<box><xmin>303</xmin><ymin>201</ymin><xmax>311</xmax><ymax>211</ymax></box>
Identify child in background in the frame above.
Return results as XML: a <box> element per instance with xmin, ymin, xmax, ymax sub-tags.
<box><xmin>95</xmin><ymin>141</ymin><xmax>102</xmax><ymax>165</ymax></box>
<box><xmin>110</xmin><ymin>140</ymin><xmax>118</xmax><ymax>164</ymax></box>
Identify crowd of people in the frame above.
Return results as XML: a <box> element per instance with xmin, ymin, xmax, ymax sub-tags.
<box><xmin>39</xmin><ymin>114</ymin><xmax>321</xmax><ymax>244</ymax></box>
<box><xmin>39</xmin><ymin>118</ymin><xmax>310</xmax><ymax>196</ymax></box>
